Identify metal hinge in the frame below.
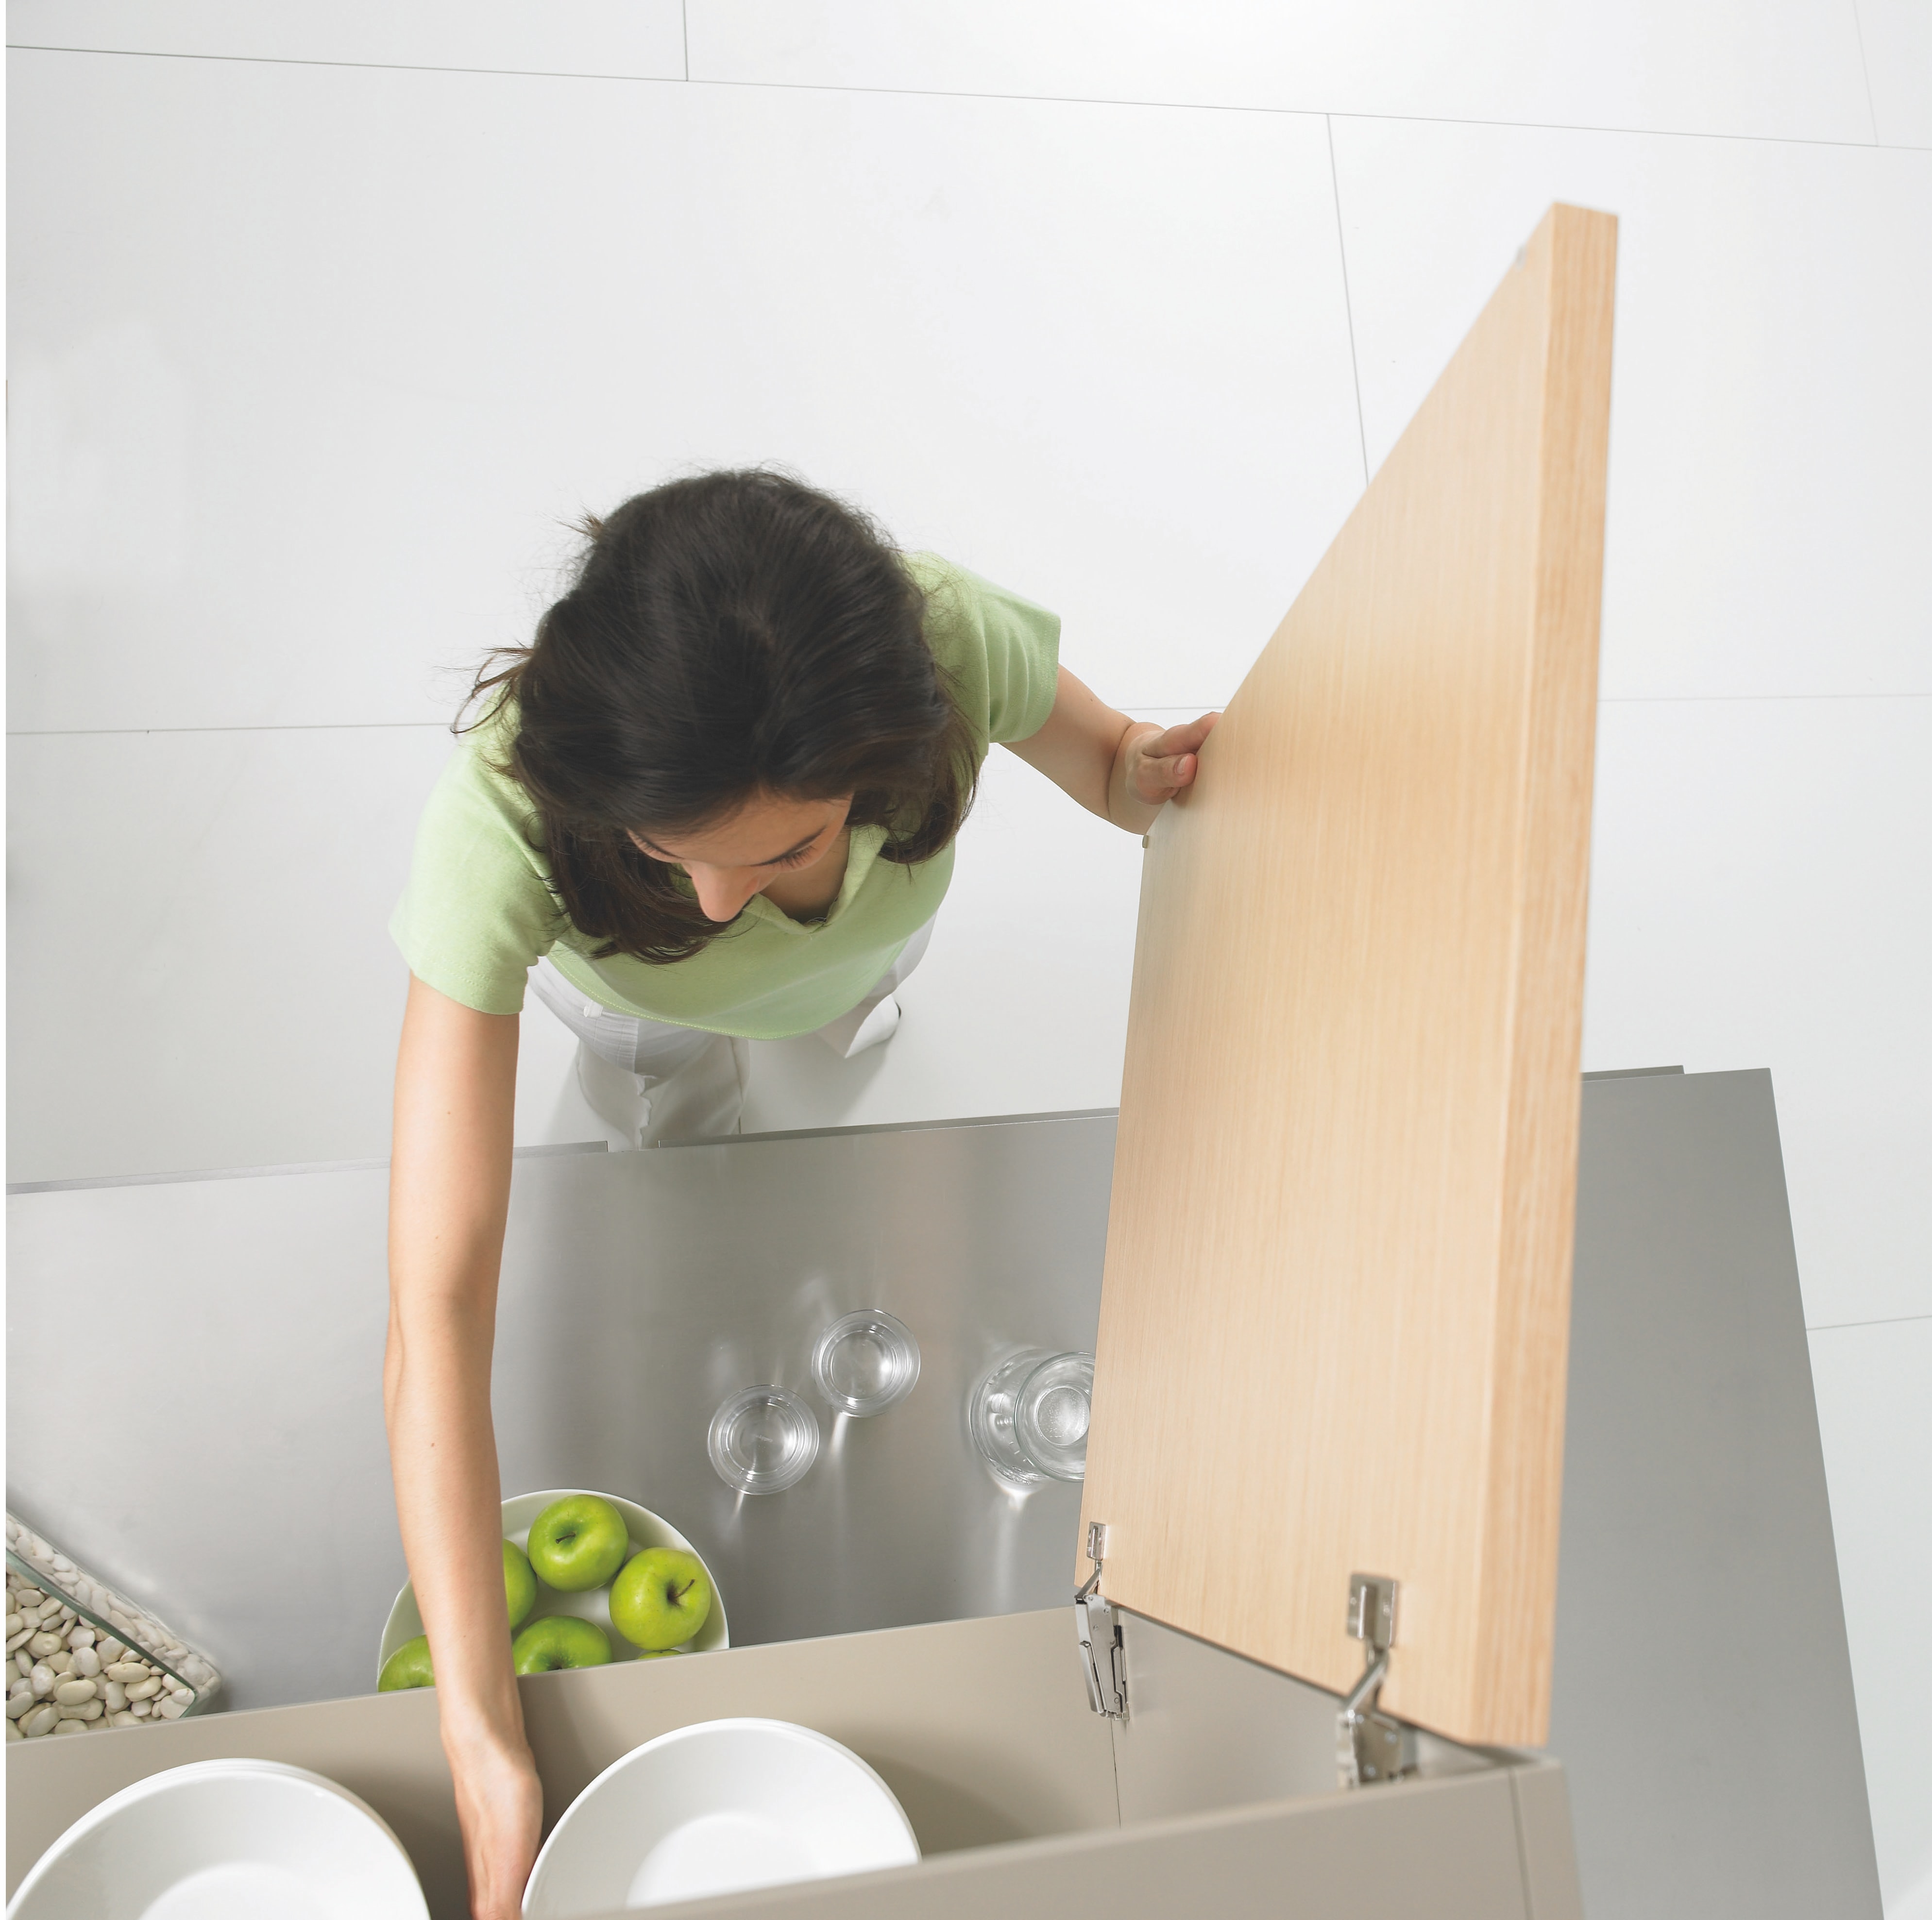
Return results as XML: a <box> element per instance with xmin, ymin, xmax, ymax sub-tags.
<box><xmin>1074</xmin><ymin>1521</ymin><xmax>1127</xmax><ymax>1719</ymax></box>
<box><xmin>1337</xmin><ymin>1573</ymin><xmax>1408</xmax><ymax>1788</ymax></box>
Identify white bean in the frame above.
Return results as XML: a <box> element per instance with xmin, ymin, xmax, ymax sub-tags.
<box><xmin>53</xmin><ymin>1717</ymin><xmax>88</xmax><ymax>1735</ymax></box>
<box><xmin>48</xmin><ymin>1651</ymin><xmax>73</xmax><ymax>1674</ymax></box>
<box><xmin>124</xmin><ymin>1679</ymin><xmax>160</xmax><ymax>1701</ymax></box>
<box><xmin>155</xmin><ymin>1696</ymin><xmax>186</xmax><ymax>1720</ymax></box>
<box><xmin>4</xmin><ymin>1632</ymin><xmax>29</xmax><ymax>1656</ymax></box>
<box><xmin>98</xmin><ymin>1639</ymin><xmax>126</xmax><ymax>1663</ymax></box>
<box><xmin>30</xmin><ymin>1665</ymin><xmax>55</xmax><ymax>1697</ymax></box>
<box><xmin>129</xmin><ymin>1700</ymin><xmax>151</xmax><ymax>1718</ymax></box>
<box><xmin>14</xmin><ymin>1653</ymin><xmax>31</xmax><ymax>1677</ymax></box>
<box><xmin>55</xmin><ymin>1679</ymin><xmax>97</xmax><ymax>1705</ymax></box>
<box><xmin>3</xmin><ymin>1614</ymin><xmax>20</xmax><ymax>1637</ymax></box>
<box><xmin>6</xmin><ymin>1694</ymin><xmax>32</xmax><ymax>1720</ymax></box>
<box><xmin>27</xmin><ymin>1632</ymin><xmax>62</xmax><ymax>1658</ymax></box>
<box><xmin>67</xmin><ymin>1626</ymin><xmax>94</xmax><ymax>1650</ymax></box>
<box><xmin>102</xmin><ymin>1681</ymin><xmax>127</xmax><ymax>1712</ymax></box>
<box><xmin>104</xmin><ymin>1662</ymin><xmax>150</xmax><ymax>1683</ymax></box>
<box><xmin>108</xmin><ymin>1711</ymin><xmax>138</xmax><ymax>1728</ymax></box>
<box><xmin>5</xmin><ymin>1719</ymin><xmax>20</xmax><ymax>1741</ymax></box>
<box><xmin>21</xmin><ymin>1704</ymin><xmax>58</xmax><ymax>1737</ymax></box>
<box><xmin>73</xmin><ymin>1649</ymin><xmax>101</xmax><ymax>1679</ymax></box>
<box><xmin>13</xmin><ymin>1588</ymin><xmax>43</xmax><ymax>1608</ymax></box>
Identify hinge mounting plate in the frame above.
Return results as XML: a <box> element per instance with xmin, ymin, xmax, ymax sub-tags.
<box><xmin>1337</xmin><ymin>1572</ymin><xmax>1408</xmax><ymax>1787</ymax></box>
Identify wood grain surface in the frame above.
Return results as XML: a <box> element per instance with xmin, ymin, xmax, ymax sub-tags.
<box><xmin>1079</xmin><ymin>203</ymin><xmax>1616</xmax><ymax>1747</ymax></box>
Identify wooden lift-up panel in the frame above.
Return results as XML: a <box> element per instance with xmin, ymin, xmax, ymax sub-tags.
<box><xmin>1079</xmin><ymin>202</ymin><xmax>1617</xmax><ymax>1748</ymax></box>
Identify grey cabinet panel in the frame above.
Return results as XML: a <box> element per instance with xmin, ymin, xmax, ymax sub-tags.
<box><xmin>1555</xmin><ymin>1067</ymin><xmax>1881</xmax><ymax>1917</ymax></box>
<box><xmin>5</xmin><ymin>1070</ymin><xmax>1881</xmax><ymax>1919</ymax></box>
<box><xmin>1509</xmin><ymin>1764</ymin><xmax>1584</xmax><ymax>1920</ymax></box>
<box><xmin>8</xmin><ymin>1608</ymin><xmax>1546</xmax><ymax>1920</ymax></box>
<box><xmin>634</xmin><ymin>1769</ymin><xmax>1531</xmax><ymax>1920</ymax></box>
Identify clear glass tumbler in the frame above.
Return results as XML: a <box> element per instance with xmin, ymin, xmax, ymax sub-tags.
<box><xmin>707</xmin><ymin>1386</ymin><xmax>821</xmax><ymax>1495</ymax></box>
<box><xmin>968</xmin><ymin>1348</ymin><xmax>1096</xmax><ymax>1491</ymax></box>
<box><xmin>811</xmin><ymin>1309</ymin><xmax>920</xmax><ymax>1417</ymax></box>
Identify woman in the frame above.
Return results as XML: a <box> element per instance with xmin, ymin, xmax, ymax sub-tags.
<box><xmin>385</xmin><ymin>470</ymin><xmax>1214</xmax><ymax>1918</ymax></box>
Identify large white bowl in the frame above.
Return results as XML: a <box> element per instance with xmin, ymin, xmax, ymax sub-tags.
<box><xmin>523</xmin><ymin>1718</ymin><xmax>920</xmax><ymax>1915</ymax></box>
<box><xmin>379</xmin><ymin>1491</ymin><xmax>729</xmax><ymax>1684</ymax></box>
<box><xmin>5</xmin><ymin>1758</ymin><xmax>429</xmax><ymax>1920</ymax></box>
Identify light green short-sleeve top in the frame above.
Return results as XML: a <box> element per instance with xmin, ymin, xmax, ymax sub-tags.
<box><xmin>390</xmin><ymin>554</ymin><xmax>1060</xmax><ymax>1039</ymax></box>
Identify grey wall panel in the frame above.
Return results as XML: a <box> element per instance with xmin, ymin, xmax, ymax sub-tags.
<box><xmin>4</xmin><ymin>1115</ymin><xmax>1114</xmax><ymax>1710</ymax></box>
<box><xmin>492</xmin><ymin>1116</ymin><xmax>1113</xmax><ymax>1650</ymax></box>
<box><xmin>1555</xmin><ymin>1067</ymin><xmax>1881</xmax><ymax>1918</ymax></box>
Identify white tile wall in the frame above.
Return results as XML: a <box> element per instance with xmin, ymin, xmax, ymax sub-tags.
<box><xmin>685</xmin><ymin>0</ymin><xmax>1878</xmax><ymax>142</ymax></box>
<box><xmin>1333</xmin><ymin>118</ymin><xmax>1932</xmax><ymax>699</ymax></box>
<box><xmin>5</xmin><ymin>725</ymin><xmax>447</xmax><ymax>1182</ymax></box>
<box><xmin>1585</xmin><ymin>696</ymin><xmax>1932</xmax><ymax>1330</ymax></box>
<box><xmin>1856</xmin><ymin>0</ymin><xmax>1932</xmax><ymax>146</ymax></box>
<box><xmin>7</xmin><ymin>51</ymin><xmax>1358</xmax><ymax>732</ymax></box>
<box><xmin>4</xmin><ymin>0</ymin><xmax>688</xmax><ymax>78</ymax></box>
<box><xmin>8</xmin><ymin>15</ymin><xmax>1927</xmax><ymax>1910</ymax></box>
<box><xmin>1811</xmin><ymin>1317</ymin><xmax>1932</xmax><ymax>1916</ymax></box>
<box><xmin>1</xmin><ymin>719</ymin><xmax>1161</xmax><ymax>1183</ymax></box>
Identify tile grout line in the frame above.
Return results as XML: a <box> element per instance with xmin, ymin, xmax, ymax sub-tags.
<box><xmin>1807</xmin><ymin>1311</ymin><xmax>1932</xmax><ymax>1334</ymax></box>
<box><xmin>1326</xmin><ymin>115</ymin><xmax>1371</xmax><ymax>489</ymax></box>
<box><xmin>7</xmin><ymin>42</ymin><xmax>1924</xmax><ymax>153</ymax></box>
<box><xmin>7</xmin><ymin>721</ymin><xmax>453</xmax><ymax>738</ymax></box>
<box><xmin>1847</xmin><ymin>0</ymin><xmax>1884</xmax><ymax>146</ymax></box>
<box><xmin>12</xmin><ymin>691</ymin><xmax>1928</xmax><ymax>742</ymax></box>
<box><xmin>1596</xmin><ymin>690</ymin><xmax>1932</xmax><ymax>705</ymax></box>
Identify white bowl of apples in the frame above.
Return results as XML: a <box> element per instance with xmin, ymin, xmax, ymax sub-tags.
<box><xmin>376</xmin><ymin>1490</ymin><xmax>729</xmax><ymax>1692</ymax></box>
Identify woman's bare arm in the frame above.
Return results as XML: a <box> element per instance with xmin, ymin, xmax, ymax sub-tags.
<box><xmin>386</xmin><ymin>974</ymin><xmax>541</xmax><ymax>1920</ymax></box>
<box><xmin>1004</xmin><ymin>666</ymin><xmax>1217</xmax><ymax>833</ymax></box>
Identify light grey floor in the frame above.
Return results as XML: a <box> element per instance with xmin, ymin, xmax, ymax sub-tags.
<box><xmin>6</xmin><ymin>9</ymin><xmax>1928</xmax><ymax>1909</ymax></box>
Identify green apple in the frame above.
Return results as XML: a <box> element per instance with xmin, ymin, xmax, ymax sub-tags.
<box><xmin>378</xmin><ymin>1634</ymin><xmax>435</xmax><ymax>1691</ymax></box>
<box><xmin>511</xmin><ymin>1615</ymin><xmax>612</xmax><ymax>1675</ymax></box>
<box><xmin>503</xmin><ymin>1539</ymin><xmax>537</xmax><ymax>1629</ymax></box>
<box><xmin>610</xmin><ymin>1547</ymin><xmax>713</xmax><ymax>1652</ymax></box>
<box><xmin>526</xmin><ymin>1495</ymin><xmax>629</xmax><ymax>1592</ymax></box>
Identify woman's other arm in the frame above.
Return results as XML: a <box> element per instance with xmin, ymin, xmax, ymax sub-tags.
<box><xmin>1004</xmin><ymin>666</ymin><xmax>1217</xmax><ymax>834</ymax></box>
<box><xmin>386</xmin><ymin>975</ymin><xmax>541</xmax><ymax>1920</ymax></box>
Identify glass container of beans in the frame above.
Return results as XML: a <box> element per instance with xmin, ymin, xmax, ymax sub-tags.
<box><xmin>5</xmin><ymin>1512</ymin><xmax>221</xmax><ymax>1743</ymax></box>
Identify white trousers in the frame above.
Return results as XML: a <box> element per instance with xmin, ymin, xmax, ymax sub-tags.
<box><xmin>528</xmin><ymin>919</ymin><xmax>933</xmax><ymax>1148</ymax></box>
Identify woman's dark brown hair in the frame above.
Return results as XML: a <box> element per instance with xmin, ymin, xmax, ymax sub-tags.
<box><xmin>466</xmin><ymin>470</ymin><xmax>978</xmax><ymax>963</ymax></box>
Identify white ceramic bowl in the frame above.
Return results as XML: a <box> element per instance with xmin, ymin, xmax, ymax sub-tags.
<box><xmin>5</xmin><ymin>1758</ymin><xmax>428</xmax><ymax>1920</ymax></box>
<box><xmin>378</xmin><ymin>1490</ymin><xmax>729</xmax><ymax>1684</ymax></box>
<box><xmin>522</xmin><ymin>1718</ymin><xmax>920</xmax><ymax>1915</ymax></box>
